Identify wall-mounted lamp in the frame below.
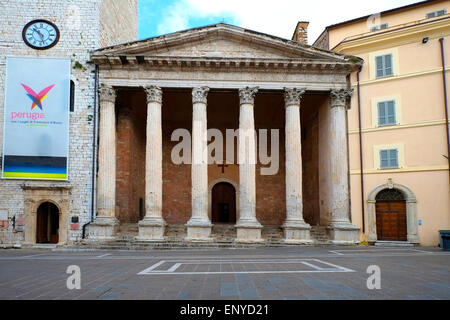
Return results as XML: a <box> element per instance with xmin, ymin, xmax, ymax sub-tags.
<box><xmin>422</xmin><ymin>37</ymin><xmax>430</xmax><ymax>44</ymax></box>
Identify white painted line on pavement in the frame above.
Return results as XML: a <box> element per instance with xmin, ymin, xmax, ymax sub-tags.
<box><xmin>300</xmin><ymin>261</ymin><xmax>326</xmax><ymax>271</ymax></box>
<box><xmin>137</xmin><ymin>258</ymin><xmax>356</xmax><ymax>275</ymax></box>
<box><xmin>312</xmin><ymin>259</ymin><xmax>355</xmax><ymax>272</ymax></box>
<box><xmin>137</xmin><ymin>260</ymin><xmax>166</xmax><ymax>275</ymax></box>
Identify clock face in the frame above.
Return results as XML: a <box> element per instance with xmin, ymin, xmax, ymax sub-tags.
<box><xmin>22</xmin><ymin>20</ymin><xmax>60</xmax><ymax>50</ymax></box>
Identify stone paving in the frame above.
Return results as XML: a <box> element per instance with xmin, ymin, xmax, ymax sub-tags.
<box><xmin>0</xmin><ymin>246</ymin><xmax>449</xmax><ymax>300</ymax></box>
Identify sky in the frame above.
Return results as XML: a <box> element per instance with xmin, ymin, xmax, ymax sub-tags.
<box><xmin>138</xmin><ymin>0</ymin><xmax>421</xmax><ymax>44</ymax></box>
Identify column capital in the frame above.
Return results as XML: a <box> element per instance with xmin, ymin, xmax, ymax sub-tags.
<box><xmin>99</xmin><ymin>84</ymin><xmax>116</xmax><ymax>104</ymax></box>
<box><xmin>192</xmin><ymin>86</ymin><xmax>210</xmax><ymax>104</ymax></box>
<box><xmin>144</xmin><ymin>86</ymin><xmax>163</xmax><ymax>104</ymax></box>
<box><xmin>239</xmin><ymin>87</ymin><xmax>259</xmax><ymax>106</ymax></box>
<box><xmin>284</xmin><ymin>88</ymin><xmax>306</xmax><ymax>107</ymax></box>
<box><xmin>330</xmin><ymin>89</ymin><xmax>353</xmax><ymax>109</ymax></box>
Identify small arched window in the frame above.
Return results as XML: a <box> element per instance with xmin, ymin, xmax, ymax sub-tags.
<box><xmin>70</xmin><ymin>80</ymin><xmax>75</xmax><ymax>112</ymax></box>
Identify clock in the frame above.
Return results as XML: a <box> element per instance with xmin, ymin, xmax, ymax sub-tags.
<box><xmin>22</xmin><ymin>19</ymin><xmax>60</xmax><ymax>50</ymax></box>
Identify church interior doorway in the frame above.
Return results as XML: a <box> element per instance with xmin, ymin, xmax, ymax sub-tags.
<box><xmin>36</xmin><ymin>202</ymin><xmax>60</xmax><ymax>244</ymax></box>
<box><xmin>375</xmin><ymin>189</ymin><xmax>407</xmax><ymax>241</ymax></box>
<box><xmin>212</xmin><ymin>182</ymin><xmax>236</xmax><ymax>224</ymax></box>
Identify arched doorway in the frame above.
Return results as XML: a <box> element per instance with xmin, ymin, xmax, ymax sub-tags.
<box><xmin>211</xmin><ymin>182</ymin><xmax>236</xmax><ymax>224</ymax></box>
<box><xmin>375</xmin><ymin>189</ymin><xmax>407</xmax><ymax>241</ymax></box>
<box><xmin>36</xmin><ymin>202</ymin><xmax>60</xmax><ymax>244</ymax></box>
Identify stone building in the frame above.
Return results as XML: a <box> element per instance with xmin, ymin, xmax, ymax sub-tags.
<box><xmin>0</xmin><ymin>0</ymin><xmax>138</xmax><ymax>246</ymax></box>
<box><xmin>87</xmin><ymin>23</ymin><xmax>362</xmax><ymax>245</ymax></box>
<box><xmin>0</xmin><ymin>1</ymin><xmax>363</xmax><ymax>247</ymax></box>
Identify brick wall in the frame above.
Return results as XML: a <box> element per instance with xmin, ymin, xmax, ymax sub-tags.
<box><xmin>113</xmin><ymin>90</ymin><xmax>320</xmax><ymax>228</ymax></box>
<box><xmin>116</xmin><ymin>91</ymin><xmax>145</xmax><ymax>223</ymax></box>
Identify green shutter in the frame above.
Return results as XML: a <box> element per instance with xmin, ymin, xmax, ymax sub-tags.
<box><xmin>378</xmin><ymin>102</ymin><xmax>386</xmax><ymax>125</ymax></box>
<box><xmin>384</xmin><ymin>54</ymin><xmax>393</xmax><ymax>76</ymax></box>
<box><xmin>376</xmin><ymin>56</ymin><xmax>384</xmax><ymax>78</ymax></box>
<box><xmin>387</xmin><ymin>101</ymin><xmax>396</xmax><ymax>124</ymax></box>
<box><xmin>380</xmin><ymin>149</ymin><xmax>399</xmax><ymax>169</ymax></box>
<box><xmin>389</xmin><ymin>149</ymin><xmax>399</xmax><ymax>168</ymax></box>
<box><xmin>380</xmin><ymin>150</ymin><xmax>389</xmax><ymax>168</ymax></box>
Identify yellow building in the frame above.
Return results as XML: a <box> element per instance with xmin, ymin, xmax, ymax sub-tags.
<box><xmin>312</xmin><ymin>0</ymin><xmax>450</xmax><ymax>246</ymax></box>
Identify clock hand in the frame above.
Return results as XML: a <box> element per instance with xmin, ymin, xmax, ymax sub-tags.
<box><xmin>33</xmin><ymin>27</ymin><xmax>44</xmax><ymax>40</ymax></box>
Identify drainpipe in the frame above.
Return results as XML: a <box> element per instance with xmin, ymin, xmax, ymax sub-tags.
<box><xmin>83</xmin><ymin>64</ymin><xmax>99</xmax><ymax>239</ymax></box>
<box><xmin>439</xmin><ymin>38</ymin><xmax>450</xmax><ymax>186</ymax></box>
<box><xmin>357</xmin><ymin>66</ymin><xmax>366</xmax><ymax>233</ymax></box>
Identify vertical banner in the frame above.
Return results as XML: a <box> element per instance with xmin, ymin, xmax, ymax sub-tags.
<box><xmin>2</xmin><ymin>57</ymin><xmax>70</xmax><ymax>180</ymax></box>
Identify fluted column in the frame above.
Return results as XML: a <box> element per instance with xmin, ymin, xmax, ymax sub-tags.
<box><xmin>186</xmin><ymin>87</ymin><xmax>212</xmax><ymax>241</ymax></box>
<box><xmin>283</xmin><ymin>88</ymin><xmax>311</xmax><ymax>244</ymax></box>
<box><xmin>327</xmin><ymin>89</ymin><xmax>359</xmax><ymax>244</ymax></box>
<box><xmin>236</xmin><ymin>87</ymin><xmax>263</xmax><ymax>243</ymax></box>
<box><xmin>87</xmin><ymin>84</ymin><xmax>118</xmax><ymax>240</ymax></box>
<box><xmin>138</xmin><ymin>86</ymin><xmax>166</xmax><ymax>241</ymax></box>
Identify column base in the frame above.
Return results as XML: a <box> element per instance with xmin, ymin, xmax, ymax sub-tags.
<box><xmin>235</xmin><ymin>220</ymin><xmax>263</xmax><ymax>244</ymax></box>
<box><xmin>368</xmin><ymin>233</ymin><xmax>378</xmax><ymax>244</ymax></box>
<box><xmin>86</xmin><ymin>217</ymin><xmax>118</xmax><ymax>241</ymax></box>
<box><xmin>137</xmin><ymin>218</ymin><xmax>166</xmax><ymax>241</ymax></box>
<box><xmin>185</xmin><ymin>219</ymin><xmax>213</xmax><ymax>242</ymax></box>
<box><xmin>283</xmin><ymin>220</ymin><xmax>313</xmax><ymax>244</ymax></box>
<box><xmin>327</xmin><ymin>222</ymin><xmax>360</xmax><ymax>245</ymax></box>
<box><xmin>407</xmin><ymin>234</ymin><xmax>420</xmax><ymax>244</ymax></box>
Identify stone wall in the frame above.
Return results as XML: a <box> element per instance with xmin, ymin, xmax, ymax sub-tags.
<box><xmin>100</xmin><ymin>0</ymin><xmax>138</xmax><ymax>47</ymax></box>
<box><xmin>0</xmin><ymin>0</ymin><xmax>138</xmax><ymax>244</ymax></box>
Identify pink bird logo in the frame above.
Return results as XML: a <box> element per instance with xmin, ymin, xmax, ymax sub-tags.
<box><xmin>21</xmin><ymin>83</ymin><xmax>55</xmax><ymax>110</ymax></box>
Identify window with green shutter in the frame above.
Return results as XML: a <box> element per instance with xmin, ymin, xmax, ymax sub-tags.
<box><xmin>426</xmin><ymin>9</ymin><xmax>447</xmax><ymax>19</ymax></box>
<box><xmin>378</xmin><ymin>100</ymin><xmax>396</xmax><ymax>126</ymax></box>
<box><xmin>380</xmin><ymin>149</ymin><xmax>399</xmax><ymax>169</ymax></box>
<box><xmin>376</xmin><ymin>54</ymin><xmax>393</xmax><ymax>78</ymax></box>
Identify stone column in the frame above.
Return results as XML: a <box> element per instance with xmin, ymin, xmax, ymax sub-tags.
<box><xmin>327</xmin><ymin>89</ymin><xmax>359</xmax><ymax>244</ymax></box>
<box><xmin>186</xmin><ymin>87</ymin><xmax>213</xmax><ymax>241</ymax></box>
<box><xmin>236</xmin><ymin>87</ymin><xmax>263</xmax><ymax>243</ymax></box>
<box><xmin>283</xmin><ymin>88</ymin><xmax>312</xmax><ymax>244</ymax></box>
<box><xmin>88</xmin><ymin>84</ymin><xmax>118</xmax><ymax>240</ymax></box>
<box><xmin>138</xmin><ymin>86</ymin><xmax>166</xmax><ymax>241</ymax></box>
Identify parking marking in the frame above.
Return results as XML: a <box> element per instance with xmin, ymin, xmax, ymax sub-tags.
<box><xmin>137</xmin><ymin>258</ymin><xmax>355</xmax><ymax>275</ymax></box>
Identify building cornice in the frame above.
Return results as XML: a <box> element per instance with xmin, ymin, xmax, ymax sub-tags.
<box><xmin>333</xmin><ymin>16</ymin><xmax>450</xmax><ymax>53</ymax></box>
<box><xmin>92</xmin><ymin>55</ymin><xmax>360</xmax><ymax>73</ymax></box>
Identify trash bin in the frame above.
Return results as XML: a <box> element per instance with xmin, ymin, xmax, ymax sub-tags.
<box><xmin>439</xmin><ymin>230</ymin><xmax>450</xmax><ymax>251</ymax></box>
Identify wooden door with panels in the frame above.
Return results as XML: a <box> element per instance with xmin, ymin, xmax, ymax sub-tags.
<box><xmin>375</xmin><ymin>189</ymin><xmax>407</xmax><ymax>241</ymax></box>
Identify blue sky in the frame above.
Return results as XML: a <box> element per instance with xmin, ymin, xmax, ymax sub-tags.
<box><xmin>138</xmin><ymin>0</ymin><xmax>420</xmax><ymax>44</ymax></box>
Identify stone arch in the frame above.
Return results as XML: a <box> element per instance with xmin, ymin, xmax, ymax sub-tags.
<box><xmin>367</xmin><ymin>182</ymin><xmax>419</xmax><ymax>244</ymax></box>
<box><xmin>208</xmin><ymin>178</ymin><xmax>240</xmax><ymax>223</ymax></box>
<box><xmin>22</xmin><ymin>185</ymin><xmax>71</xmax><ymax>245</ymax></box>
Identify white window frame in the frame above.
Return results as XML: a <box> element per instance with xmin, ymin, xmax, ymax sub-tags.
<box><xmin>374</xmin><ymin>144</ymin><xmax>405</xmax><ymax>170</ymax></box>
<box><xmin>369</xmin><ymin>48</ymin><xmax>399</xmax><ymax>80</ymax></box>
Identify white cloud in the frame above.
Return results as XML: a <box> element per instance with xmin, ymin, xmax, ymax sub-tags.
<box><xmin>155</xmin><ymin>0</ymin><xmax>418</xmax><ymax>44</ymax></box>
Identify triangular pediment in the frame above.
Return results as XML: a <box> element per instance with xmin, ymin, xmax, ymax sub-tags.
<box><xmin>93</xmin><ymin>24</ymin><xmax>360</xmax><ymax>65</ymax></box>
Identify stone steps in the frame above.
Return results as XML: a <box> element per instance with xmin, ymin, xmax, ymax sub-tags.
<box><xmin>375</xmin><ymin>241</ymin><xmax>415</xmax><ymax>247</ymax></box>
<box><xmin>77</xmin><ymin>223</ymin><xmax>334</xmax><ymax>249</ymax></box>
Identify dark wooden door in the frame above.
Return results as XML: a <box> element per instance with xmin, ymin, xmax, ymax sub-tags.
<box><xmin>376</xmin><ymin>201</ymin><xmax>407</xmax><ymax>241</ymax></box>
<box><xmin>212</xmin><ymin>183</ymin><xmax>236</xmax><ymax>223</ymax></box>
<box><xmin>36</xmin><ymin>207</ymin><xmax>48</xmax><ymax>244</ymax></box>
<box><xmin>36</xmin><ymin>203</ymin><xmax>59</xmax><ymax>244</ymax></box>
